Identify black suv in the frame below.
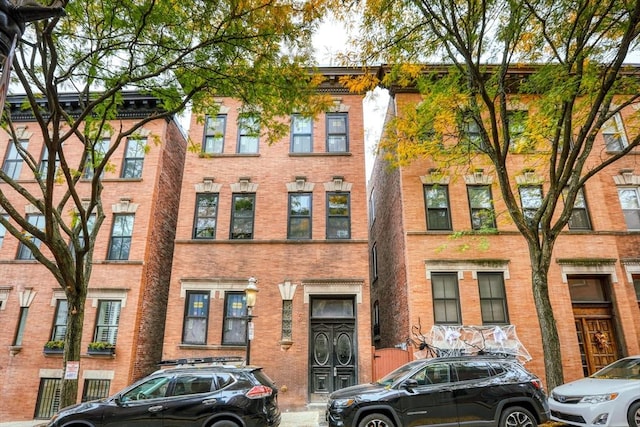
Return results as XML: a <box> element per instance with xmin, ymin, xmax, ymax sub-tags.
<box><xmin>46</xmin><ymin>357</ymin><xmax>281</xmax><ymax>427</ymax></box>
<box><xmin>326</xmin><ymin>356</ymin><xmax>550</xmax><ymax>427</ymax></box>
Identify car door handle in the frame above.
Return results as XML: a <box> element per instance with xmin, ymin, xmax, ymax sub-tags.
<box><xmin>148</xmin><ymin>406</ymin><xmax>164</xmax><ymax>413</ymax></box>
<box><xmin>202</xmin><ymin>398</ymin><xmax>217</xmax><ymax>405</ymax></box>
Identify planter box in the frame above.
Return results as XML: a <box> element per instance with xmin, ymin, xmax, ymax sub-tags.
<box><xmin>87</xmin><ymin>346</ymin><xmax>115</xmax><ymax>356</ymax></box>
<box><xmin>43</xmin><ymin>347</ymin><xmax>64</xmax><ymax>355</ymax></box>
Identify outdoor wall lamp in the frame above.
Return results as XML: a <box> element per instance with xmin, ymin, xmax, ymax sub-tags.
<box><xmin>245</xmin><ymin>277</ymin><xmax>258</xmax><ymax>365</ymax></box>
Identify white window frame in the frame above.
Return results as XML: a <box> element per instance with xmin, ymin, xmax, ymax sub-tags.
<box><xmin>618</xmin><ymin>187</ymin><xmax>640</xmax><ymax>230</ymax></box>
<box><xmin>603</xmin><ymin>113</ymin><xmax>628</xmax><ymax>151</ymax></box>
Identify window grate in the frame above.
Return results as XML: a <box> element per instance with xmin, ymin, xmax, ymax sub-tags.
<box><xmin>34</xmin><ymin>378</ymin><xmax>61</xmax><ymax>419</ymax></box>
<box><xmin>82</xmin><ymin>379</ymin><xmax>111</xmax><ymax>402</ymax></box>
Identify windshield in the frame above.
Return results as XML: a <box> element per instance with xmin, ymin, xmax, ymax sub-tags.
<box><xmin>376</xmin><ymin>360</ymin><xmax>425</xmax><ymax>386</ymax></box>
<box><xmin>592</xmin><ymin>358</ymin><xmax>640</xmax><ymax>379</ymax></box>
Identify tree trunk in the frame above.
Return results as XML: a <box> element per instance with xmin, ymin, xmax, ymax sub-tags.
<box><xmin>59</xmin><ymin>291</ymin><xmax>86</xmax><ymax>409</ymax></box>
<box><xmin>529</xmin><ymin>244</ymin><xmax>564</xmax><ymax>391</ymax></box>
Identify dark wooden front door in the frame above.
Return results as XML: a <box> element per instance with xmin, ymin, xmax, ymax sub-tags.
<box><xmin>309</xmin><ymin>297</ymin><xmax>357</xmax><ymax>399</ymax></box>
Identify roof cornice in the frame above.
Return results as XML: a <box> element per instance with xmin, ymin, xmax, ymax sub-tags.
<box><xmin>6</xmin><ymin>91</ymin><xmax>167</xmax><ymax>122</ymax></box>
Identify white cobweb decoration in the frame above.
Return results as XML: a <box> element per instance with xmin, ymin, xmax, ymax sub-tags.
<box><xmin>412</xmin><ymin>324</ymin><xmax>532</xmax><ymax>363</ymax></box>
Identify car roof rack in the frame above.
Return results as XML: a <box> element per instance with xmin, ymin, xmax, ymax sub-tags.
<box><xmin>158</xmin><ymin>356</ymin><xmax>245</xmax><ymax>367</ymax></box>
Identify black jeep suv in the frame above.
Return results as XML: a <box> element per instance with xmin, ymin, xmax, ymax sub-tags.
<box><xmin>326</xmin><ymin>355</ymin><xmax>549</xmax><ymax>427</ymax></box>
<box><xmin>47</xmin><ymin>357</ymin><xmax>281</xmax><ymax>427</ymax></box>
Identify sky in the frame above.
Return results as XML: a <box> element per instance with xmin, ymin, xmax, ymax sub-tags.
<box><xmin>313</xmin><ymin>19</ymin><xmax>390</xmax><ymax>180</ymax></box>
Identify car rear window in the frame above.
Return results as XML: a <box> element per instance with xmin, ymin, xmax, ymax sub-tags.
<box><xmin>454</xmin><ymin>362</ymin><xmax>492</xmax><ymax>381</ymax></box>
<box><xmin>216</xmin><ymin>373</ymin><xmax>235</xmax><ymax>389</ymax></box>
<box><xmin>172</xmin><ymin>375</ymin><xmax>213</xmax><ymax>396</ymax></box>
<box><xmin>252</xmin><ymin>369</ymin><xmax>277</xmax><ymax>388</ymax></box>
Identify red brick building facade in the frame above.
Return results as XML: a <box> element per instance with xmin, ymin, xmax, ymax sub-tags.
<box><xmin>0</xmin><ymin>67</ymin><xmax>373</xmax><ymax>421</ymax></box>
<box><xmin>163</xmin><ymin>67</ymin><xmax>372</xmax><ymax>409</ymax></box>
<box><xmin>369</xmin><ymin>67</ymin><xmax>640</xmax><ymax>387</ymax></box>
<box><xmin>0</xmin><ymin>93</ymin><xmax>187</xmax><ymax>422</ymax></box>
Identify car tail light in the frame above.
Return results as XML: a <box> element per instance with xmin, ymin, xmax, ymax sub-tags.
<box><xmin>531</xmin><ymin>379</ymin><xmax>543</xmax><ymax>390</ymax></box>
<box><xmin>246</xmin><ymin>385</ymin><xmax>273</xmax><ymax>399</ymax></box>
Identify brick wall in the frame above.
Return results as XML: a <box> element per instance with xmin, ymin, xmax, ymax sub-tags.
<box><xmin>130</xmin><ymin>118</ymin><xmax>188</xmax><ymax>381</ymax></box>
<box><xmin>164</xmin><ymin>92</ymin><xmax>372</xmax><ymax>408</ymax></box>
<box><xmin>369</xmin><ymin>154</ymin><xmax>410</xmax><ymax>349</ymax></box>
<box><xmin>369</xmin><ymin>88</ymin><xmax>640</xmax><ymax>387</ymax></box>
<box><xmin>0</xmin><ymin>111</ymin><xmax>186</xmax><ymax>421</ymax></box>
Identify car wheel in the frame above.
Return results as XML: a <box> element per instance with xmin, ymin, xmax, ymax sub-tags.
<box><xmin>499</xmin><ymin>406</ymin><xmax>537</xmax><ymax>427</ymax></box>
<box><xmin>358</xmin><ymin>413</ymin><xmax>394</xmax><ymax>427</ymax></box>
<box><xmin>628</xmin><ymin>401</ymin><xmax>640</xmax><ymax>427</ymax></box>
<box><xmin>211</xmin><ymin>421</ymin><xmax>239</xmax><ymax>427</ymax></box>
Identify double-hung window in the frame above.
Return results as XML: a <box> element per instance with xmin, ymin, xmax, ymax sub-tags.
<box><xmin>107</xmin><ymin>214</ymin><xmax>134</xmax><ymax>260</ymax></box>
<box><xmin>461</xmin><ymin>117</ymin><xmax>483</xmax><ymax>151</ymax></box>
<box><xmin>193</xmin><ymin>193</ymin><xmax>218</xmax><ymax>239</ymax></box>
<box><xmin>327</xmin><ymin>192</ymin><xmax>350</xmax><ymax>239</ymax></box>
<box><xmin>2</xmin><ymin>139</ymin><xmax>28</xmax><ymax>180</ymax></box>
<box><xmin>506</xmin><ymin>110</ymin><xmax>528</xmax><ymax>148</ymax></box>
<box><xmin>519</xmin><ymin>186</ymin><xmax>542</xmax><ymax>226</ymax></box>
<box><xmin>94</xmin><ymin>300</ymin><xmax>121</xmax><ymax>345</ymax></box>
<box><xmin>230</xmin><ymin>194</ymin><xmax>255</xmax><ymax>239</ymax></box>
<box><xmin>183</xmin><ymin>291</ymin><xmax>210</xmax><ymax>344</ymax></box>
<box><xmin>288</xmin><ymin>193</ymin><xmax>312</xmax><ymax>239</ymax></box>
<box><xmin>51</xmin><ymin>300</ymin><xmax>68</xmax><ymax>341</ymax></box>
<box><xmin>564</xmin><ymin>188</ymin><xmax>591</xmax><ymax>230</ymax></box>
<box><xmin>222</xmin><ymin>292</ymin><xmax>247</xmax><ymax>345</ymax></box>
<box><xmin>17</xmin><ymin>214</ymin><xmax>45</xmax><ymax>260</ymax></box>
<box><xmin>0</xmin><ymin>214</ymin><xmax>7</xmax><ymax>248</ymax></box>
<box><xmin>369</xmin><ymin>188</ymin><xmax>376</xmax><ymax>226</ymax></box>
<box><xmin>431</xmin><ymin>272</ymin><xmax>461</xmax><ymax>324</ymax></box>
<box><xmin>203</xmin><ymin>115</ymin><xmax>226</xmax><ymax>154</ymax></box>
<box><xmin>603</xmin><ymin>113</ymin><xmax>627</xmax><ymax>151</ymax></box>
<box><xmin>478</xmin><ymin>272</ymin><xmax>508</xmax><ymax>324</ymax></box>
<box><xmin>326</xmin><ymin>113</ymin><xmax>348</xmax><ymax>152</ymax></box>
<box><xmin>291</xmin><ymin>115</ymin><xmax>313</xmax><ymax>153</ymax></box>
<box><xmin>371</xmin><ymin>243</ymin><xmax>378</xmax><ymax>280</ymax></box>
<box><xmin>39</xmin><ymin>145</ymin><xmax>60</xmax><ymax>178</ymax></box>
<box><xmin>467</xmin><ymin>185</ymin><xmax>496</xmax><ymax>230</ymax></box>
<box><xmin>618</xmin><ymin>187</ymin><xmax>640</xmax><ymax>230</ymax></box>
<box><xmin>237</xmin><ymin>115</ymin><xmax>259</xmax><ymax>154</ymax></box>
<box><xmin>373</xmin><ymin>301</ymin><xmax>380</xmax><ymax>337</ymax></box>
<box><xmin>13</xmin><ymin>306</ymin><xmax>29</xmax><ymax>346</ymax></box>
<box><xmin>71</xmin><ymin>214</ymin><xmax>96</xmax><ymax>257</ymax></box>
<box><xmin>84</xmin><ymin>138</ymin><xmax>110</xmax><ymax>179</ymax></box>
<box><xmin>121</xmin><ymin>138</ymin><xmax>146</xmax><ymax>178</ymax></box>
<box><xmin>424</xmin><ymin>185</ymin><xmax>452</xmax><ymax>230</ymax></box>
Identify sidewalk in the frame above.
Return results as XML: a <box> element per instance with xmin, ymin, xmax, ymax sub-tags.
<box><xmin>0</xmin><ymin>423</ymin><xmax>45</xmax><ymax>427</ymax></box>
<box><xmin>0</xmin><ymin>408</ymin><xmax>327</xmax><ymax>427</ymax></box>
<box><xmin>281</xmin><ymin>408</ymin><xmax>327</xmax><ymax>427</ymax></box>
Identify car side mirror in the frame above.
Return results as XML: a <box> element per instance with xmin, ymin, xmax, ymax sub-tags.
<box><xmin>114</xmin><ymin>395</ymin><xmax>124</xmax><ymax>406</ymax></box>
<box><xmin>402</xmin><ymin>379</ymin><xmax>419</xmax><ymax>390</ymax></box>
